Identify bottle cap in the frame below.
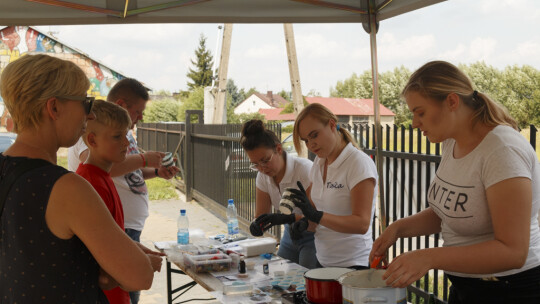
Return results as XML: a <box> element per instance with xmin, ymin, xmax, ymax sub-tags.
<box><xmin>228</xmin><ymin>199</ymin><xmax>234</xmax><ymax>205</ymax></box>
<box><xmin>180</xmin><ymin>209</ymin><xmax>186</xmax><ymax>215</ymax></box>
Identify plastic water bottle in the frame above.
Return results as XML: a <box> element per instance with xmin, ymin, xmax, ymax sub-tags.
<box><xmin>177</xmin><ymin>209</ymin><xmax>189</xmax><ymax>245</ymax></box>
<box><xmin>226</xmin><ymin>199</ymin><xmax>239</xmax><ymax>239</ymax></box>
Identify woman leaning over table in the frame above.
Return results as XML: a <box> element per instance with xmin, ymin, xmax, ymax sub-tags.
<box><xmin>241</xmin><ymin>119</ymin><xmax>318</xmax><ymax>269</ymax></box>
<box><xmin>369</xmin><ymin>60</ymin><xmax>540</xmax><ymax>304</ymax></box>
<box><xmin>288</xmin><ymin>103</ymin><xmax>378</xmax><ymax>269</ymax></box>
<box><xmin>0</xmin><ymin>54</ymin><xmax>155</xmax><ymax>303</ymax></box>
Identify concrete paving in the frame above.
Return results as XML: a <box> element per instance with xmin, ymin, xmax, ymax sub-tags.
<box><xmin>138</xmin><ymin>191</ymin><xmax>227</xmax><ymax>304</ymax></box>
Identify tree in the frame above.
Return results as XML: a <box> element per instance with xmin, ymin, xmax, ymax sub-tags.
<box><xmin>278</xmin><ymin>89</ymin><xmax>292</xmax><ymax>102</ymax></box>
<box><xmin>226</xmin><ymin>79</ymin><xmax>245</xmax><ymax>107</ymax></box>
<box><xmin>186</xmin><ymin>34</ymin><xmax>214</xmax><ymax>90</ymax></box>
<box><xmin>143</xmin><ymin>98</ymin><xmax>180</xmax><ymax>123</ymax></box>
<box><xmin>177</xmin><ymin>86</ymin><xmax>205</xmax><ymax>122</ymax></box>
<box><xmin>306</xmin><ymin>89</ymin><xmax>321</xmax><ymax>97</ymax></box>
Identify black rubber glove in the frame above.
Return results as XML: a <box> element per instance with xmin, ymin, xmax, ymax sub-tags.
<box><xmin>249</xmin><ymin>219</ymin><xmax>264</xmax><ymax>237</ymax></box>
<box><xmin>288</xmin><ymin>181</ymin><xmax>323</xmax><ymax>224</ymax></box>
<box><xmin>290</xmin><ymin>217</ymin><xmax>309</xmax><ymax>241</ymax></box>
<box><xmin>256</xmin><ymin>213</ymin><xmax>295</xmax><ymax>230</ymax></box>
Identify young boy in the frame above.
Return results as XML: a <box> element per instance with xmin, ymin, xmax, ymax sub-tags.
<box><xmin>76</xmin><ymin>100</ymin><xmax>162</xmax><ymax>304</ymax></box>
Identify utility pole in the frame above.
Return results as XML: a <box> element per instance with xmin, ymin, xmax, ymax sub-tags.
<box><xmin>284</xmin><ymin>23</ymin><xmax>307</xmax><ymax>157</ymax></box>
<box><xmin>212</xmin><ymin>23</ymin><xmax>232</xmax><ymax>124</ymax></box>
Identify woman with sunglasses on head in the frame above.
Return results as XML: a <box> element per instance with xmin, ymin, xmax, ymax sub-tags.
<box><xmin>0</xmin><ymin>54</ymin><xmax>155</xmax><ymax>303</ymax></box>
<box><xmin>369</xmin><ymin>61</ymin><xmax>540</xmax><ymax>303</ymax></box>
<box><xmin>241</xmin><ymin>119</ymin><xmax>318</xmax><ymax>269</ymax></box>
<box><xmin>288</xmin><ymin>103</ymin><xmax>378</xmax><ymax>269</ymax></box>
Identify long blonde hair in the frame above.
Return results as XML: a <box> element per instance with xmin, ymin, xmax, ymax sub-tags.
<box><xmin>293</xmin><ymin>103</ymin><xmax>358</xmax><ymax>154</ymax></box>
<box><xmin>402</xmin><ymin>60</ymin><xmax>518</xmax><ymax>130</ymax></box>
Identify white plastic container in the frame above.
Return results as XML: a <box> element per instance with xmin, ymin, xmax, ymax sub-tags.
<box><xmin>338</xmin><ymin>269</ymin><xmax>407</xmax><ymax>304</ymax></box>
<box><xmin>183</xmin><ymin>253</ymin><xmax>232</xmax><ymax>273</ymax></box>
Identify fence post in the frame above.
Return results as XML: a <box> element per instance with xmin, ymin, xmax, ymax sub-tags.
<box><xmin>184</xmin><ymin>110</ymin><xmax>204</xmax><ymax>202</ymax></box>
<box><xmin>530</xmin><ymin>124</ymin><xmax>537</xmax><ymax>150</ymax></box>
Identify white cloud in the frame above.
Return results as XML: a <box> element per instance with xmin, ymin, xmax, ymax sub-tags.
<box><xmin>244</xmin><ymin>44</ymin><xmax>282</xmax><ymax>59</ymax></box>
<box><xmin>378</xmin><ymin>33</ymin><xmax>436</xmax><ymax>61</ymax></box>
<box><xmin>438</xmin><ymin>44</ymin><xmax>467</xmax><ymax>62</ymax></box>
<box><xmin>468</xmin><ymin>37</ymin><xmax>497</xmax><ymax>62</ymax></box>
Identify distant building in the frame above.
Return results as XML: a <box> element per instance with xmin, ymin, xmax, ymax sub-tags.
<box><xmin>0</xmin><ymin>26</ymin><xmax>132</xmax><ymax>128</ymax></box>
<box><xmin>257</xmin><ymin>96</ymin><xmax>395</xmax><ymax>126</ymax></box>
<box><xmin>234</xmin><ymin>91</ymin><xmax>289</xmax><ymax>115</ymax></box>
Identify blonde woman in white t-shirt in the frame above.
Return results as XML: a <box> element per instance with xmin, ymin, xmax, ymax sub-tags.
<box><xmin>241</xmin><ymin>120</ymin><xmax>318</xmax><ymax>269</ymax></box>
<box><xmin>288</xmin><ymin>103</ymin><xmax>378</xmax><ymax>269</ymax></box>
<box><xmin>370</xmin><ymin>61</ymin><xmax>540</xmax><ymax>303</ymax></box>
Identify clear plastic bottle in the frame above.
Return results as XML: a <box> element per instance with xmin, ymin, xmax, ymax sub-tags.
<box><xmin>177</xmin><ymin>209</ymin><xmax>189</xmax><ymax>245</ymax></box>
<box><xmin>226</xmin><ymin>199</ymin><xmax>239</xmax><ymax>239</ymax></box>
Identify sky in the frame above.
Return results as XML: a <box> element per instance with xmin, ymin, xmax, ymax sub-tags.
<box><xmin>36</xmin><ymin>0</ymin><xmax>540</xmax><ymax>97</ymax></box>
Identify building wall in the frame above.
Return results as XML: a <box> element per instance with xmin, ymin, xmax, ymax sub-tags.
<box><xmin>234</xmin><ymin>95</ymin><xmax>273</xmax><ymax>114</ymax></box>
<box><xmin>0</xmin><ymin>26</ymin><xmax>125</xmax><ymax>102</ymax></box>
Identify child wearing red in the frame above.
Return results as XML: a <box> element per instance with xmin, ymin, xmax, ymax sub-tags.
<box><xmin>76</xmin><ymin>100</ymin><xmax>163</xmax><ymax>304</ymax></box>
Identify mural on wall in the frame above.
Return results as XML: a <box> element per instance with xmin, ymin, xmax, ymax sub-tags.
<box><xmin>0</xmin><ymin>26</ymin><xmax>126</xmax><ymax>108</ymax></box>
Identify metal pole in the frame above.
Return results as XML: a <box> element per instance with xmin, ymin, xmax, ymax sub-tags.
<box><xmin>367</xmin><ymin>0</ymin><xmax>387</xmax><ymax>232</ymax></box>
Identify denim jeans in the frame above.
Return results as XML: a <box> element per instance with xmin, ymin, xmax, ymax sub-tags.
<box><xmin>125</xmin><ymin>228</ymin><xmax>142</xmax><ymax>304</ymax></box>
<box><xmin>447</xmin><ymin>265</ymin><xmax>540</xmax><ymax>304</ymax></box>
<box><xmin>277</xmin><ymin>224</ymin><xmax>318</xmax><ymax>269</ymax></box>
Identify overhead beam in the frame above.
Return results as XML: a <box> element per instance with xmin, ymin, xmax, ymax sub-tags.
<box><xmin>25</xmin><ymin>0</ymin><xmax>122</xmax><ymax>17</ymax></box>
<box><xmin>126</xmin><ymin>0</ymin><xmax>212</xmax><ymax>17</ymax></box>
<box><xmin>289</xmin><ymin>0</ymin><xmax>368</xmax><ymax>14</ymax></box>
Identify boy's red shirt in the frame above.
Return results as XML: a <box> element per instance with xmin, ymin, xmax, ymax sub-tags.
<box><xmin>76</xmin><ymin>163</ymin><xmax>130</xmax><ymax>304</ymax></box>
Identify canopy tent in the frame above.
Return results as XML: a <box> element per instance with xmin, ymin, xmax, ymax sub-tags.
<box><xmin>1</xmin><ymin>0</ymin><xmax>444</xmax><ymax>25</ymax></box>
<box><xmin>0</xmin><ymin>0</ymin><xmax>447</xmax><ymax>230</ymax></box>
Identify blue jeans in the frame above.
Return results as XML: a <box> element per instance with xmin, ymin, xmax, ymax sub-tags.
<box><xmin>277</xmin><ymin>224</ymin><xmax>318</xmax><ymax>269</ymax></box>
<box><xmin>125</xmin><ymin>228</ymin><xmax>142</xmax><ymax>304</ymax></box>
<box><xmin>447</xmin><ymin>265</ymin><xmax>540</xmax><ymax>304</ymax></box>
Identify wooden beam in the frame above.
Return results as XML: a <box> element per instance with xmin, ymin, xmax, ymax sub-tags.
<box><xmin>289</xmin><ymin>0</ymin><xmax>368</xmax><ymax>14</ymax></box>
<box><xmin>212</xmin><ymin>24</ymin><xmax>233</xmax><ymax>124</ymax></box>
<box><xmin>284</xmin><ymin>23</ymin><xmax>308</xmax><ymax>158</ymax></box>
<box><xmin>25</xmin><ymin>0</ymin><xmax>122</xmax><ymax>17</ymax></box>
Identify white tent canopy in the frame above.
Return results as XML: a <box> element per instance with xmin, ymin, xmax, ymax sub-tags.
<box><xmin>1</xmin><ymin>0</ymin><xmax>444</xmax><ymax>25</ymax></box>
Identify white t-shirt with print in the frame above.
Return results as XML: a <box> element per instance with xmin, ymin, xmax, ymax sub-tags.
<box><xmin>255</xmin><ymin>152</ymin><xmax>312</xmax><ymax>215</ymax></box>
<box><xmin>309</xmin><ymin>142</ymin><xmax>378</xmax><ymax>267</ymax></box>
<box><xmin>430</xmin><ymin>125</ymin><xmax>540</xmax><ymax>277</ymax></box>
<box><xmin>67</xmin><ymin>137</ymin><xmax>87</xmax><ymax>172</ymax></box>
<box><xmin>68</xmin><ymin>131</ymin><xmax>149</xmax><ymax>231</ymax></box>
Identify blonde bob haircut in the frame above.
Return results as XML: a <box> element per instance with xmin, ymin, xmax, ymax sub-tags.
<box><xmin>0</xmin><ymin>54</ymin><xmax>90</xmax><ymax>133</ymax></box>
<box><xmin>84</xmin><ymin>100</ymin><xmax>132</xmax><ymax>142</ymax></box>
<box><xmin>293</xmin><ymin>103</ymin><xmax>358</xmax><ymax>154</ymax></box>
<box><xmin>402</xmin><ymin>60</ymin><xmax>518</xmax><ymax>130</ymax></box>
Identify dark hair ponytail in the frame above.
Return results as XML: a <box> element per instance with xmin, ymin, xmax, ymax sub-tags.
<box><xmin>240</xmin><ymin>119</ymin><xmax>280</xmax><ymax>151</ymax></box>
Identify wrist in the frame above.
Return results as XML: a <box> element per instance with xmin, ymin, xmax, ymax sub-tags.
<box><xmin>285</xmin><ymin>213</ymin><xmax>296</xmax><ymax>224</ymax></box>
<box><xmin>140</xmin><ymin>153</ymin><xmax>147</xmax><ymax>168</ymax></box>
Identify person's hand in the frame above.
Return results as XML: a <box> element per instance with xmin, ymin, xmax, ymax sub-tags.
<box><xmin>157</xmin><ymin>165</ymin><xmax>179</xmax><ymax>179</ymax></box>
<box><xmin>257</xmin><ymin>213</ymin><xmax>295</xmax><ymax>228</ymax></box>
<box><xmin>382</xmin><ymin>250</ymin><xmax>432</xmax><ymax>288</ymax></box>
<box><xmin>290</xmin><ymin>217</ymin><xmax>309</xmax><ymax>240</ymax></box>
<box><xmin>369</xmin><ymin>224</ymin><xmax>398</xmax><ymax>269</ymax></box>
<box><xmin>147</xmin><ymin>254</ymin><xmax>163</xmax><ymax>273</ymax></box>
<box><xmin>249</xmin><ymin>218</ymin><xmax>264</xmax><ymax>237</ymax></box>
<box><xmin>98</xmin><ymin>268</ymin><xmax>119</xmax><ymax>290</ymax></box>
<box><xmin>143</xmin><ymin>151</ymin><xmax>165</xmax><ymax>168</ymax></box>
<box><xmin>287</xmin><ymin>181</ymin><xmax>323</xmax><ymax>224</ymax></box>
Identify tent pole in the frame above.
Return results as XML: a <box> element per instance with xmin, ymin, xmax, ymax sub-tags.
<box><xmin>367</xmin><ymin>0</ymin><xmax>387</xmax><ymax>232</ymax></box>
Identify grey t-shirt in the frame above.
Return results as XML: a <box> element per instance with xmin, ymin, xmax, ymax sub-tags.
<box><xmin>429</xmin><ymin>125</ymin><xmax>540</xmax><ymax>277</ymax></box>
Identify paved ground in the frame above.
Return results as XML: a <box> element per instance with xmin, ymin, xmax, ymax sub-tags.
<box><xmin>139</xmin><ymin>191</ymin><xmax>227</xmax><ymax>304</ymax></box>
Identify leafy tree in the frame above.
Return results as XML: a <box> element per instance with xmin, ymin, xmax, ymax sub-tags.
<box><xmin>143</xmin><ymin>98</ymin><xmax>180</xmax><ymax>122</ymax></box>
<box><xmin>178</xmin><ymin>86</ymin><xmax>205</xmax><ymax>122</ymax></box>
<box><xmin>280</xmin><ymin>97</ymin><xmax>309</xmax><ymax>114</ymax></box>
<box><xmin>278</xmin><ymin>89</ymin><xmax>292</xmax><ymax>102</ymax></box>
<box><xmin>226</xmin><ymin>79</ymin><xmax>245</xmax><ymax>107</ymax></box>
<box><xmin>330</xmin><ymin>67</ymin><xmax>412</xmax><ymax>125</ymax></box>
<box><xmin>306</xmin><ymin>89</ymin><xmax>321</xmax><ymax>97</ymax></box>
<box><xmin>186</xmin><ymin>34</ymin><xmax>214</xmax><ymax>90</ymax></box>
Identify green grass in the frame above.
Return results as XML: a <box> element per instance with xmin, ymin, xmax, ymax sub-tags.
<box><xmin>56</xmin><ymin>154</ymin><xmax>179</xmax><ymax>201</ymax></box>
<box><xmin>146</xmin><ymin>178</ymin><xmax>179</xmax><ymax>200</ymax></box>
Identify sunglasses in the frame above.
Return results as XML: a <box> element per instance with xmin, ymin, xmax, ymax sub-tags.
<box><xmin>56</xmin><ymin>95</ymin><xmax>95</xmax><ymax>115</ymax></box>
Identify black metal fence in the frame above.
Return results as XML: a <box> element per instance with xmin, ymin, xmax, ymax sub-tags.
<box><xmin>137</xmin><ymin>118</ymin><xmax>538</xmax><ymax>304</ymax></box>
